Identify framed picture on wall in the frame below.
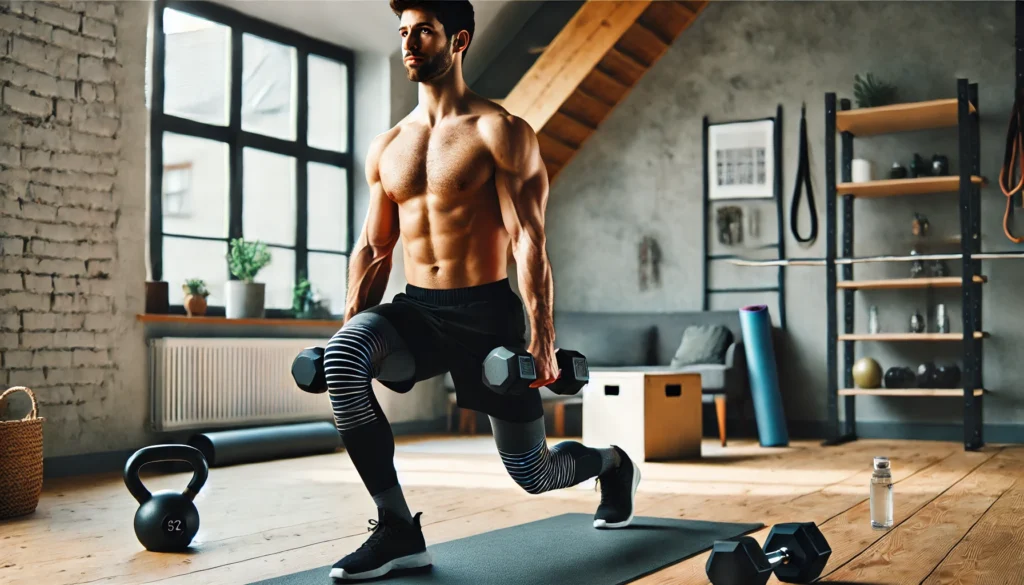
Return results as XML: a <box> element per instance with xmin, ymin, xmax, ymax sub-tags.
<box><xmin>707</xmin><ymin>118</ymin><xmax>776</xmax><ymax>200</ymax></box>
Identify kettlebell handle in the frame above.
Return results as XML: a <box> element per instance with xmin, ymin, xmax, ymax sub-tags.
<box><xmin>123</xmin><ymin>444</ymin><xmax>209</xmax><ymax>505</ymax></box>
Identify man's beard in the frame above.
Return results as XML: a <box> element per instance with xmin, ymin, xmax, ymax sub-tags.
<box><xmin>407</xmin><ymin>46</ymin><xmax>453</xmax><ymax>82</ymax></box>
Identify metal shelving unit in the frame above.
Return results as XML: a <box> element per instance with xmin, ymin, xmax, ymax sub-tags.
<box><xmin>823</xmin><ymin>79</ymin><xmax>987</xmax><ymax>451</ymax></box>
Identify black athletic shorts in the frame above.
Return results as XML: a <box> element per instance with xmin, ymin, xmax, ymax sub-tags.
<box><xmin>358</xmin><ymin>278</ymin><xmax>544</xmax><ymax>423</ymax></box>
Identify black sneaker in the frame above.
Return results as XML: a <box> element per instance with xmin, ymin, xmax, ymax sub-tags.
<box><xmin>593</xmin><ymin>446</ymin><xmax>641</xmax><ymax>529</ymax></box>
<box><xmin>330</xmin><ymin>509</ymin><xmax>432</xmax><ymax>580</ymax></box>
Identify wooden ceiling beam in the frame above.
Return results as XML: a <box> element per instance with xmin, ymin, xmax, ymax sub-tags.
<box><xmin>502</xmin><ymin>0</ymin><xmax>652</xmax><ymax>133</ymax></box>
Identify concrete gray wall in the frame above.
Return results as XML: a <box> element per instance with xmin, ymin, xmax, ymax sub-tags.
<box><xmin>546</xmin><ymin>1</ymin><xmax>1024</xmax><ymax>435</ymax></box>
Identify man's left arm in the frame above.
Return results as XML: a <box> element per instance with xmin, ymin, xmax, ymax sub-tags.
<box><xmin>487</xmin><ymin>115</ymin><xmax>558</xmax><ymax>385</ymax></box>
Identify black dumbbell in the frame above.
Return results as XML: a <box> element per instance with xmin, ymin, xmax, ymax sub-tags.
<box><xmin>482</xmin><ymin>347</ymin><xmax>589</xmax><ymax>396</ymax></box>
<box><xmin>705</xmin><ymin>522</ymin><xmax>832</xmax><ymax>585</ymax></box>
<box><xmin>548</xmin><ymin>348</ymin><xmax>589</xmax><ymax>396</ymax></box>
<box><xmin>292</xmin><ymin>346</ymin><xmax>326</xmax><ymax>394</ymax></box>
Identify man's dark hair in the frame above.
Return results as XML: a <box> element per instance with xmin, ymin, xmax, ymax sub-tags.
<box><xmin>390</xmin><ymin>0</ymin><xmax>475</xmax><ymax>63</ymax></box>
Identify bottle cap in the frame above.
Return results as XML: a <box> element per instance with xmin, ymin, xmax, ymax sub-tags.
<box><xmin>873</xmin><ymin>456</ymin><xmax>890</xmax><ymax>470</ymax></box>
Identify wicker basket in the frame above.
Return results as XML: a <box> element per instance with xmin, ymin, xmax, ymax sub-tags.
<box><xmin>0</xmin><ymin>386</ymin><xmax>45</xmax><ymax>520</ymax></box>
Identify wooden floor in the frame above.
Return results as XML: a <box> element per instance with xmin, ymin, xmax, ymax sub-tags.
<box><xmin>3</xmin><ymin>435</ymin><xmax>1024</xmax><ymax>585</ymax></box>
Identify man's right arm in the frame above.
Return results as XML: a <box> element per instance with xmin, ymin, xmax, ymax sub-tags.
<box><xmin>343</xmin><ymin>133</ymin><xmax>400</xmax><ymax>323</ymax></box>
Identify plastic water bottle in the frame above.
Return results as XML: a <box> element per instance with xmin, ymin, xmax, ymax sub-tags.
<box><xmin>870</xmin><ymin>456</ymin><xmax>893</xmax><ymax>530</ymax></box>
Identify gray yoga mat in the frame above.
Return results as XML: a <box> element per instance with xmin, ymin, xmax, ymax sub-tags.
<box><xmin>249</xmin><ymin>513</ymin><xmax>763</xmax><ymax>585</ymax></box>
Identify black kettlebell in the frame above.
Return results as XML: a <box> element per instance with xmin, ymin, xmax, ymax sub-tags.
<box><xmin>123</xmin><ymin>444</ymin><xmax>209</xmax><ymax>552</ymax></box>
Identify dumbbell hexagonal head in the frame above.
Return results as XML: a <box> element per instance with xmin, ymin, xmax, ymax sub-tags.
<box><xmin>482</xmin><ymin>346</ymin><xmax>536</xmax><ymax>396</ymax></box>
<box><xmin>764</xmin><ymin>522</ymin><xmax>832</xmax><ymax>583</ymax></box>
<box><xmin>705</xmin><ymin>535</ymin><xmax>773</xmax><ymax>585</ymax></box>
<box><xmin>292</xmin><ymin>347</ymin><xmax>326</xmax><ymax>394</ymax></box>
<box><xmin>548</xmin><ymin>348</ymin><xmax>589</xmax><ymax>395</ymax></box>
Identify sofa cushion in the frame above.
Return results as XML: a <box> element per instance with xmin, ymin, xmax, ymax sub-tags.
<box><xmin>670</xmin><ymin>325</ymin><xmax>734</xmax><ymax>368</ymax></box>
<box><xmin>653</xmin><ymin>311</ymin><xmax>743</xmax><ymax>365</ymax></box>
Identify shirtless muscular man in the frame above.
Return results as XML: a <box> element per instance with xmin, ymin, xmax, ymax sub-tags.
<box><xmin>319</xmin><ymin>1</ymin><xmax>641</xmax><ymax>579</ymax></box>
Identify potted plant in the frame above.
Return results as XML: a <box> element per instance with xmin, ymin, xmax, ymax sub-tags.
<box><xmin>853</xmin><ymin>73</ymin><xmax>898</xmax><ymax>108</ymax></box>
<box><xmin>292</xmin><ymin>275</ymin><xmax>332</xmax><ymax>320</ymax></box>
<box><xmin>225</xmin><ymin>238</ymin><xmax>272</xmax><ymax>319</ymax></box>
<box><xmin>182</xmin><ymin>278</ymin><xmax>209</xmax><ymax>317</ymax></box>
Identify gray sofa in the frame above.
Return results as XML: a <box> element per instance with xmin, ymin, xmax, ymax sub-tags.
<box><xmin>549</xmin><ymin>310</ymin><xmax>751</xmax><ymax>445</ymax></box>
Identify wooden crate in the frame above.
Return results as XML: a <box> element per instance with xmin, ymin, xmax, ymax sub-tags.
<box><xmin>582</xmin><ymin>369</ymin><xmax>702</xmax><ymax>461</ymax></box>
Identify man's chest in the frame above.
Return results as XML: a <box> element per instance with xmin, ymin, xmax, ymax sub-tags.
<box><xmin>379</xmin><ymin>126</ymin><xmax>494</xmax><ymax>203</ymax></box>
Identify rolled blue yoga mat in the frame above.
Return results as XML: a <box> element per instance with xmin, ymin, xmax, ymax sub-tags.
<box><xmin>739</xmin><ymin>305</ymin><xmax>789</xmax><ymax>447</ymax></box>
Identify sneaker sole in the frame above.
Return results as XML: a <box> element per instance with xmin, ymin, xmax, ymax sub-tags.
<box><xmin>329</xmin><ymin>550</ymin><xmax>432</xmax><ymax>580</ymax></box>
<box><xmin>593</xmin><ymin>459</ymin><xmax>642</xmax><ymax>529</ymax></box>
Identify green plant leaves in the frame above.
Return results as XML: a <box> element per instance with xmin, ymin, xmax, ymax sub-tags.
<box><xmin>853</xmin><ymin>73</ymin><xmax>898</xmax><ymax>108</ymax></box>
<box><xmin>227</xmin><ymin>238</ymin><xmax>272</xmax><ymax>283</ymax></box>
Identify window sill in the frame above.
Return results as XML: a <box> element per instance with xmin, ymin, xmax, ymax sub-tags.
<box><xmin>136</xmin><ymin>314</ymin><xmax>343</xmax><ymax>328</ymax></box>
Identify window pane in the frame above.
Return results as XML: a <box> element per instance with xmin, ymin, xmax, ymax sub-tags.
<box><xmin>242</xmin><ymin>33</ymin><xmax>296</xmax><ymax>141</ymax></box>
<box><xmin>308</xmin><ymin>54</ymin><xmax>348</xmax><ymax>152</ymax></box>
<box><xmin>259</xmin><ymin>247</ymin><xmax>295</xmax><ymax>310</ymax></box>
<box><xmin>243</xmin><ymin>148</ymin><xmax>295</xmax><ymax>246</ymax></box>
<box><xmin>163</xmin><ymin>237</ymin><xmax>227</xmax><ymax>307</ymax></box>
<box><xmin>307</xmin><ymin>252</ymin><xmax>347</xmax><ymax>316</ymax></box>
<box><xmin>163</xmin><ymin>8</ymin><xmax>229</xmax><ymax>126</ymax></box>
<box><xmin>308</xmin><ymin>162</ymin><xmax>348</xmax><ymax>252</ymax></box>
<box><xmin>163</xmin><ymin>133</ymin><xmax>228</xmax><ymax>237</ymax></box>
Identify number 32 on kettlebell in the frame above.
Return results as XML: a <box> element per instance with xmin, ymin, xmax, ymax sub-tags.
<box><xmin>123</xmin><ymin>444</ymin><xmax>209</xmax><ymax>552</ymax></box>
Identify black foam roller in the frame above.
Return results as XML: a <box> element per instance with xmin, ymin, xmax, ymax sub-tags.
<box><xmin>187</xmin><ymin>421</ymin><xmax>340</xmax><ymax>467</ymax></box>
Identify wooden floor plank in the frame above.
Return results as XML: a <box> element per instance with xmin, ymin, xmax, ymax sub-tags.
<box><xmin>795</xmin><ymin>449</ymin><xmax>997</xmax><ymax>584</ymax></box>
<box><xmin>2</xmin><ymin>435</ymin><xmax>1008</xmax><ymax>585</ymax></box>
<box><xmin>630</xmin><ymin>442</ymin><xmax>958</xmax><ymax>581</ymax></box>
<box><xmin>141</xmin><ymin>439</ymin><xmax>896</xmax><ymax>585</ymax></box>
<box><xmin>0</xmin><ymin>448</ymin><xmax>542</xmax><ymax>585</ymax></box>
<box><xmin>922</xmin><ymin>453</ymin><xmax>1024</xmax><ymax>584</ymax></box>
<box><xmin>822</xmin><ymin>449</ymin><xmax>1024</xmax><ymax>583</ymax></box>
<box><xmin>631</xmin><ymin>441</ymin><xmax>960</xmax><ymax>584</ymax></box>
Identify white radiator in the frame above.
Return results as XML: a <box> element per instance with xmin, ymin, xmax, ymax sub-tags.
<box><xmin>149</xmin><ymin>338</ymin><xmax>333</xmax><ymax>432</ymax></box>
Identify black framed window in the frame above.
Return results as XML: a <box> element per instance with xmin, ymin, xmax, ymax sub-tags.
<box><xmin>148</xmin><ymin>0</ymin><xmax>355</xmax><ymax>317</ymax></box>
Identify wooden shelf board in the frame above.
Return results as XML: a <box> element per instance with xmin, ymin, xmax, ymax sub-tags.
<box><xmin>136</xmin><ymin>314</ymin><xmax>342</xmax><ymax>328</ymax></box>
<box><xmin>837</xmin><ymin>175</ymin><xmax>985</xmax><ymax>198</ymax></box>
<box><xmin>836</xmin><ymin>98</ymin><xmax>977</xmax><ymax>136</ymax></box>
<box><xmin>839</xmin><ymin>388</ymin><xmax>985</xmax><ymax>397</ymax></box>
<box><xmin>837</xmin><ymin>275</ymin><xmax>987</xmax><ymax>290</ymax></box>
<box><xmin>839</xmin><ymin>332</ymin><xmax>987</xmax><ymax>341</ymax></box>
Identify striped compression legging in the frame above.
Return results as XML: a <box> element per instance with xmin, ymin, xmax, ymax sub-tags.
<box><xmin>324</xmin><ymin>312</ymin><xmax>603</xmax><ymax>497</ymax></box>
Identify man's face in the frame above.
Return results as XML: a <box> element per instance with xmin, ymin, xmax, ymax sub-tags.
<box><xmin>399</xmin><ymin>9</ymin><xmax>454</xmax><ymax>82</ymax></box>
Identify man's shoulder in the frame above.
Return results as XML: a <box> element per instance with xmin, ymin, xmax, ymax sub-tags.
<box><xmin>475</xmin><ymin>111</ymin><xmax>540</xmax><ymax>173</ymax></box>
<box><xmin>366</xmin><ymin>124</ymin><xmax>406</xmax><ymax>158</ymax></box>
<box><xmin>476</xmin><ymin>107</ymin><xmax>532</xmax><ymax>138</ymax></box>
<box><xmin>476</xmin><ymin>108</ymin><xmax>537</xmax><ymax>159</ymax></box>
<box><xmin>372</xmin><ymin>123</ymin><xmax>405</xmax><ymax>145</ymax></box>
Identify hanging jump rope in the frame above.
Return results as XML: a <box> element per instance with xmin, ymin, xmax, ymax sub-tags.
<box><xmin>790</xmin><ymin>103</ymin><xmax>818</xmax><ymax>244</ymax></box>
<box><xmin>999</xmin><ymin>90</ymin><xmax>1024</xmax><ymax>243</ymax></box>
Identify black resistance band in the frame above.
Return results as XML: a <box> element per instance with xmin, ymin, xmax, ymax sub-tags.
<box><xmin>790</xmin><ymin>103</ymin><xmax>818</xmax><ymax>244</ymax></box>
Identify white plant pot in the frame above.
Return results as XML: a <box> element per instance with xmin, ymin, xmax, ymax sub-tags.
<box><xmin>225</xmin><ymin>281</ymin><xmax>265</xmax><ymax>319</ymax></box>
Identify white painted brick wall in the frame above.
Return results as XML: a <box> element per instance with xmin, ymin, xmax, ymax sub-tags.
<box><xmin>0</xmin><ymin>0</ymin><xmax>149</xmax><ymax>458</ymax></box>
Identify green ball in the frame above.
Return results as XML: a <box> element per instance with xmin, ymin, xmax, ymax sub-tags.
<box><xmin>853</xmin><ymin>357</ymin><xmax>883</xmax><ymax>389</ymax></box>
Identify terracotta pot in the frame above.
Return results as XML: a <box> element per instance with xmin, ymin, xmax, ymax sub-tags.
<box><xmin>184</xmin><ymin>294</ymin><xmax>207</xmax><ymax>317</ymax></box>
